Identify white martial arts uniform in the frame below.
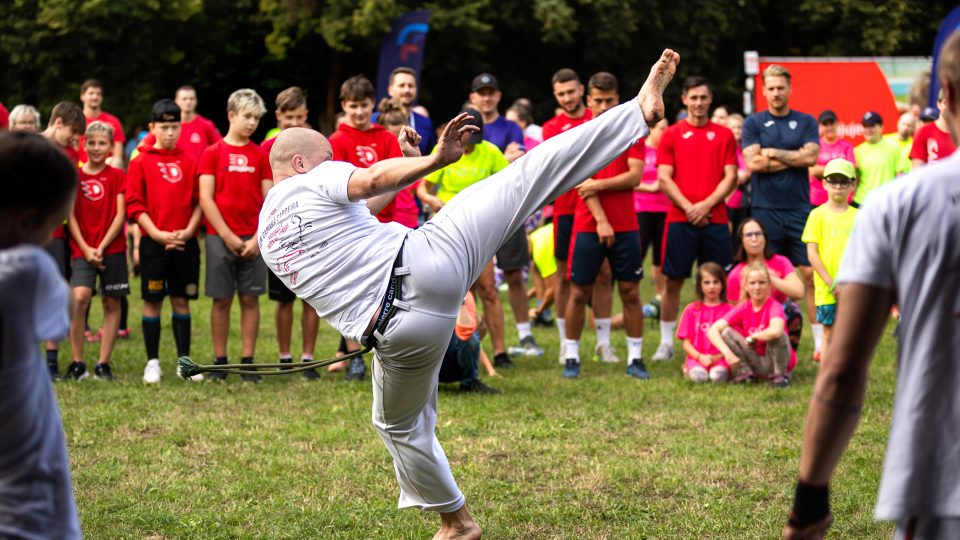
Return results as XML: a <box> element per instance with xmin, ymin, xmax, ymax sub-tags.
<box><xmin>258</xmin><ymin>99</ymin><xmax>648</xmax><ymax>512</ymax></box>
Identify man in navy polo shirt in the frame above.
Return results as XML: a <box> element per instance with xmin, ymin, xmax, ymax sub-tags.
<box><xmin>373</xmin><ymin>66</ymin><xmax>435</xmax><ymax>155</ymax></box>
<box><xmin>742</xmin><ymin>64</ymin><xmax>819</xmax><ymax>343</ymax></box>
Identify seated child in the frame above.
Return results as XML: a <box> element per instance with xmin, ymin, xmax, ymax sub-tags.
<box><xmin>676</xmin><ymin>262</ymin><xmax>733</xmax><ymax>383</ymax></box>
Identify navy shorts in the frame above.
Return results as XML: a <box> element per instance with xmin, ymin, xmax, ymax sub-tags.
<box><xmin>661</xmin><ymin>222</ymin><xmax>733</xmax><ymax>279</ymax></box>
<box><xmin>568</xmin><ymin>231</ymin><xmax>643</xmax><ymax>285</ymax></box>
<box><xmin>553</xmin><ymin>214</ymin><xmax>574</xmax><ymax>261</ymax></box>
<box><xmin>751</xmin><ymin>207</ymin><xmax>811</xmax><ymax>267</ymax></box>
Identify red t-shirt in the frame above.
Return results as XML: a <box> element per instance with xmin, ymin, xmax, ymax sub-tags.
<box><xmin>542</xmin><ymin>110</ymin><xmax>594</xmax><ymax>215</ymax></box>
<box><xmin>71</xmin><ymin>166</ymin><xmax>127</xmax><ymax>258</ymax></box>
<box><xmin>143</xmin><ymin>114</ymin><xmax>222</xmax><ymax>163</ymax></box>
<box><xmin>127</xmin><ymin>145</ymin><xmax>199</xmax><ymax>233</ymax></box>
<box><xmin>329</xmin><ymin>123</ymin><xmax>404</xmax><ymax>224</ymax></box>
<box><xmin>78</xmin><ymin>110</ymin><xmax>125</xmax><ymax>164</ymax></box>
<box><xmin>657</xmin><ymin>120</ymin><xmax>737</xmax><ymax>224</ymax></box>
<box><xmin>0</xmin><ymin>102</ymin><xmax>8</xmax><ymax>130</ymax></box>
<box><xmin>572</xmin><ymin>140</ymin><xmax>644</xmax><ymax>233</ymax></box>
<box><xmin>909</xmin><ymin>122</ymin><xmax>956</xmax><ymax>164</ymax></box>
<box><xmin>198</xmin><ymin>140</ymin><xmax>271</xmax><ymax>237</ymax></box>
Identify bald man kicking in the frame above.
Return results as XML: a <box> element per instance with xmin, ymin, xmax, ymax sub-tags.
<box><xmin>259</xmin><ymin>49</ymin><xmax>679</xmax><ymax>539</ymax></box>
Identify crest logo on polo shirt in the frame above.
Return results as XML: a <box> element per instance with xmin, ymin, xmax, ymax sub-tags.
<box><xmin>80</xmin><ymin>179</ymin><xmax>105</xmax><ymax>201</ymax></box>
<box><xmin>157</xmin><ymin>162</ymin><xmax>183</xmax><ymax>184</ymax></box>
<box><xmin>707</xmin><ymin>131</ymin><xmax>716</xmax><ymax>141</ymax></box>
<box><xmin>228</xmin><ymin>154</ymin><xmax>256</xmax><ymax>173</ymax></box>
<box><xmin>189</xmin><ymin>132</ymin><xmax>202</xmax><ymax>144</ymax></box>
<box><xmin>789</xmin><ymin>120</ymin><xmax>798</xmax><ymax>130</ymax></box>
<box><xmin>355</xmin><ymin>145</ymin><xmax>379</xmax><ymax>167</ymax></box>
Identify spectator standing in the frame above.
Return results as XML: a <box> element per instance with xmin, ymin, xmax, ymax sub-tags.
<box><xmin>910</xmin><ymin>90</ymin><xmax>956</xmax><ymax>166</ymax></box>
<box><xmin>78</xmin><ymin>79</ymin><xmax>125</xmax><ymax>166</ymax></box>
<box><xmin>142</xmin><ymin>86</ymin><xmax>221</xmax><ymax>162</ymax></box>
<box><xmin>8</xmin><ymin>104</ymin><xmax>41</xmax><ymax>132</ymax></box>
<box><xmin>373</xmin><ymin>66</ymin><xmax>435</xmax><ymax>154</ymax></box>
<box><xmin>808</xmin><ymin>110</ymin><xmax>856</xmax><ymax>207</ymax></box>
<box><xmin>633</xmin><ymin>117</ymin><xmax>670</xmax><ymax>305</ymax></box>
<box><xmin>853</xmin><ymin>112</ymin><xmax>910</xmax><ymax>207</ymax></box>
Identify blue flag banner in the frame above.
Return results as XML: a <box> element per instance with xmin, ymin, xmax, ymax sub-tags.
<box><xmin>376</xmin><ymin>10</ymin><xmax>431</xmax><ymax>103</ymax></box>
<box><xmin>929</xmin><ymin>5</ymin><xmax>960</xmax><ymax>107</ymax></box>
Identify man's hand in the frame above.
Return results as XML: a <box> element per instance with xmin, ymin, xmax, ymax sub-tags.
<box><xmin>82</xmin><ymin>246</ymin><xmax>105</xmax><ymax>270</ymax></box>
<box><xmin>504</xmin><ymin>141</ymin><xmax>525</xmax><ymax>162</ymax></box>
<box><xmin>398</xmin><ymin>126</ymin><xmax>422</xmax><ymax>157</ymax></box>
<box><xmin>597</xmin><ymin>221</ymin><xmax>615</xmax><ymax>247</ymax></box>
<box><xmin>239</xmin><ymin>237</ymin><xmax>260</xmax><ymax>259</ymax></box>
<box><xmin>151</xmin><ymin>230</ymin><xmax>186</xmax><ymax>250</ymax></box>
<box><xmin>222</xmin><ymin>234</ymin><xmax>245</xmax><ymax>256</ymax></box>
<box><xmin>685</xmin><ymin>201</ymin><xmax>711</xmax><ymax>227</ymax></box>
<box><xmin>434</xmin><ymin>112</ymin><xmax>480</xmax><ymax>167</ymax></box>
<box><xmin>576</xmin><ymin>178</ymin><xmax>602</xmax><ymax>199</ymax></box>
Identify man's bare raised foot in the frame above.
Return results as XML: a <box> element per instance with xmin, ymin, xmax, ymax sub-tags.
<box><xmin>637</xmin><ymin>49</ymin><xmax>680</xmax><ymax>125</ymax></box>
<box><xmin>434</xmin><ymin>505</ymin><xmax>482</xmax><ymax>540</ymax></box>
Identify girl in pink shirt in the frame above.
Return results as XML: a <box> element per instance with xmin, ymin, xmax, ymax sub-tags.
<box><xmin>633</xmin><ymin>118</ymin><xmax>670</xmax><ymax>302</ymax></box>
<box><xmin>708</xmin><ymin>262</ymin><xmax>797</xmax><ymax>388</ymax></box>
<box><xmin>676</xmin><ymin>262</ymin><xmax>733</xmax><ymax>383</ymax></box>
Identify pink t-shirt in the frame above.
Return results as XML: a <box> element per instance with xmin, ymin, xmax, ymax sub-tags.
<box><xmin>677</xmin><ymin>301</ymin><xmax>733</xmax><ymax>372</ymax></box>
<box><xmin>810</xmin><ymin>138</ymin><xmax>856</xmax><ymax>206</ymax></box>
<box><xmin>632</xmin><ymin>144</ymin><xmax>671</xmax><ymax>213</ymax></box>
<box><xmin>726</xmin><ymin>255</ymin><xmax>795</xmax><ymax>304</ymax></box>
<box><xmin>723</xmin><ymin>297</ymin><xmax>797</xmax><ymax>372</ymax></box>
<box><xmin>727</xmin><ymin>148</ymin><xmax>747</xmax><ymax>209</ymax></box>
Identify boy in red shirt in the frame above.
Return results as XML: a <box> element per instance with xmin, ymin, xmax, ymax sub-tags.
<box><xmin>562</xmin><ymin>72</ymin><xmax>647</xmax><ymax>380</ymax></box>
<box><xmin>40</xmin><ymin>101</ymin><xmax>85</xmax><ymax>378</ymax></box>
<box><xmin>140</xmin><ymin>86</ymin><xmax>222</xmax><ymax>163</ymax></box>
<box><xmin>78</xmin><ymin>79</ymin><xmax>125</xmax><ymax>166</ymax></box>
<box><xmin>65</xmin><ymin>121</ymin><xmax>128</xmax><ymax>380</ymax></box>
<box><xmin>127</xmin><ymin>99</ymin><xmax>203</xmax><ymax>384</ymax></box>
<box><xmin>910</xmin><ymin>90</ymin><xmax>956</xmax><ymax>166</ymax></box>
<box><xmin>198</xmin><ymin>88</ymin><xmax>272</xmax><ymax>382</ymax></box>
<box><xmin>656</xmin><ymin>76</ymin><xmax>738</xmax><ymax>363</ymax></box>
<box><xmin>261</xmin><ymin>87</ymin><xmax>321</xmax><ymax>379</ymax></box>
<box><xmin>327</xmin><ymin>75</ymin><xmax>404</xmax><ymax>380</ymax></box>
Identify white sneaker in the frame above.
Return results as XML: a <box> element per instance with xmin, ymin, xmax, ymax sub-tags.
<box><xmin>143</xmin><ymin>359</ymin><xmax>162</xmax><ymax>384</ymax></box>
<box><xmin>652</xmin><ymin>342</ymin><xmax>674</xmax><ymax>362</ymax></box>
<box><xmin>188</xmin><ymin>372</ymin><xmax>204</xmax><ymax>382</ymax></box>
<box><xmin>594</xmin><ymin>343</ymin><xmax>621</xmax><ymax>363</ymax></box>
<box><xmin>558</xmin><ymin>342</ymin><xmax>567</xmax><ymax>365</ymax></box>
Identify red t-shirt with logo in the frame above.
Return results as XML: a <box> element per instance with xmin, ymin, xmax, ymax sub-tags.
<box><xmin>78</xmin><ymin>110</ymin><xmax>125</xmax><ymax>164</ymax></box>
<box><xmin>198</xmin><ymin>140</ymin><xmax>271</xmax><ymax>237</ymax></box>
<box><xmin>571</xmin><ymin>140</ymin><xmax>644</xmax><ymax>234</ymax></box>
<box><xmin>71</xmin><ymin>166</ymin><xmax>127</xmax><ymax>258</ymax></box>
<box><xmin>143</xmin><ymin>114</ymin><xmax>222</xmax><ymax>163</ymax></box>
<box><xmin>542</xmin><ymin>109</ymin><xmax>594</xmax><ymax>216</ymax></box>
<box><xmin>127</xmin><ymin>145</ymin><xmax>199</xmax><ymax>233</ymax></box>
<box><xmin>657</xmin><ymin>120</ymin><xmax>737</xmax><ymax>224</ymax></box>
<box><xmin>329</xmin><ymin>123</ymin><xmax>404</xmax><ymax>224</ymax></box>
<box><xmin>909</xmin><ymin>122</ymin><xmax>956</xmax><ymax>164</ymax></box>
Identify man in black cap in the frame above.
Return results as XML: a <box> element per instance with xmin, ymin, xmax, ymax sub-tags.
<box><xmin>468</xmin><ymin>73</ymin><xmax>525</xmax><ymax>162</ymax></box>
<box><xmin>853</xmin><ymin>111</ymin><xmax>910</xmax><ymax>206</ymax></box>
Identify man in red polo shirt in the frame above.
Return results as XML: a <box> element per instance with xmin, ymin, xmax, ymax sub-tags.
<box><xmin>78</xmin><ymin>79</ymin><xmax>125</xmax><ymax>166</ymax></box>
<box><xmin>910</xmin><ymin>89</ymin><xmax>956</xmax><ymax>166</ymax></box>
<box><xmin>562</xmin><ymin>72</ymin><xmax>647</xmax><ymax>380</ymax></box>
<box><xmin>655</xmin><ymin>76</ymin><xmax>737</xmax><ymax>362</ymax></box>
<box><xmin>141</xmin><ymin>86</ymin><xmax>222</xmax><ymax>163</ymax></box>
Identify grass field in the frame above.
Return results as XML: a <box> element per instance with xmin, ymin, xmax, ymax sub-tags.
<box><xmin>57</xmin><ymin>256</ymin><xmax>897</xmax><ymax>539</ymax></box>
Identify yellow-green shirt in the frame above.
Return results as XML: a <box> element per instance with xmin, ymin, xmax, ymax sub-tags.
<box><xmin>883</xmin><ymin>133</ymin><xmax>914</xmax><ymax>170</ymax></box>
<box><xmin>853</xmin><ymin>138</ymin><xmax>910</xmax><ymax>205</ymax></box>
<box><xmin>801</xmin><ymin>204</ymin><xmax>858</xmax><ymax>306</ymax></box>
<box><xmin>529</xmin><ymin>223</ymin><xmax>556</xmax><ymax>278</ymax></box>
<box><xmin>424</xmin><ymin>141</ymin><xmax>508</xmax><ymax>202</ymax></box>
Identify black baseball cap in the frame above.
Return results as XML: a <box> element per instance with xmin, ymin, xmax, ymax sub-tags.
<box><xmin>818</xmin><ymin>110</ymin><xmax>837</xmax><ymax>124</ymax></box>
<box><xmin>470</xmin><ymin>73</ymin><xmax>499</xmax><ymax>92</ymax></box>
<box><xmin>151</xmin><ymin>99</ymin><xmax>181</xmax><ymax>123</ymax></box>
<box><xmin>461</xmin><ymin>107</ymin><xmax>484</xmax><ymax>145</ymax></box>
<box><xmin>861</xmin><ymin>111</ymin><xmax>882</xmax><ymax>126</ymax></box>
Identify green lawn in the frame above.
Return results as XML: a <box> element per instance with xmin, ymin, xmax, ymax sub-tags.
<box><xmin>58</xmin><ymin>255</ymin><xmax>897</xmax><ymax>539</ymax></box>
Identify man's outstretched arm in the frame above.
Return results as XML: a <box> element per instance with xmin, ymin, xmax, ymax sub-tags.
<box><xmin>783</xmin><ymin>282</ymin><xmax>894</xmax><ymax>539</ymax></box>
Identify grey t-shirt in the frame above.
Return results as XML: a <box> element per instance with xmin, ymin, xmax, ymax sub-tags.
<box><xmin>837</xmin><ymin>151</ymin><xmax>960</xmax><ymax>520</ymax></box>
<box><xmin>0</xmin><ymin>245</ymin><xmax>80</xmax><ymax>539</ymax></box>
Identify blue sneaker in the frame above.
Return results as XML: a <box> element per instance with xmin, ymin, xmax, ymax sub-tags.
<box><xmin>562</xmin><ymin>359</ymin><xmax>580</xmax><ymax>379</ymax></box>
<box><xmin>626</xmin><ymin>359</ymin><xmax>650</xmax><ymax>380</ymax></box>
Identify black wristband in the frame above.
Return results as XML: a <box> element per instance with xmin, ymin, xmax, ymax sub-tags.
<box><xmin>788</xmin><ymin>481</ymin><xmax>830</xmax><ymax>528</ymax></box>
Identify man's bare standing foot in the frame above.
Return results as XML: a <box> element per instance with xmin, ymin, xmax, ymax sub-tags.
<box><xmin>637</xmin><ymin>49</ymin><xmax>680</xmax><ymax>125</ymax></box>
<box><xmin>434</xmin><ymin>504</ymin><xmax>482</xmax><ymax>540</ymax></box>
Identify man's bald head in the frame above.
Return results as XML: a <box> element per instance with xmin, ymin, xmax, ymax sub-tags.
<box><xmin>269</xmin><ymin>127</ymin><xmax>333</xmax><ymax>182</ymax></box>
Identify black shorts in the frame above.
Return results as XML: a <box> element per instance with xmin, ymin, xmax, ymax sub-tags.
<box><xmin>752</xmin><ymin>207</ymin><xmax>811</xmax><ymax>266</ymax></box>
<box><xmin>661</xmin><ymin>222</ymin><xmax>733</xmax><ymax>279</ymax></box>
<box><xmin>70</xmin><ymin>253</ymin><xmax>130</xmax><ymax>296</ymax></box>
<box><xmin>568</xmin><ymin>231</ymin><xmax>643</xmax><ymax>285</ymax></box>
<box><xmin>268</xmin><ymin>270</ymin><xmax>297</xmax><ymax>302</ymax></box>
<box><xmin>496</xmin><ymin>228</ymin><xmax>529</xmax><ymax>271</ymax></box>
<box><xmin>139</xmin><ymin>236</ymin><xmax>200</xmax><ymax>302</ymax></box>
<box><xmin>553</xmin><ymin>214</ymin><xmax>574</xmax><ymax>262</ymax></box>
<box><xmin>637</xmin><ymin>211</ymin><xmax>666</xmax><ymax>266</ymax></box>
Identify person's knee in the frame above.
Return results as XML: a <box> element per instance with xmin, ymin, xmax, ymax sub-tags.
<box><xmin>169</xmin><ymin>297</ymin><xmax>189</xmax><ymax>314</ymax></box>
<box><xmin>709</xmin><ymin>367</ymin><xmax>729</xmax><ymax>383</ymax></box>
<box><xmin>238</xmin><ymin>295</ymin><xmax>259</xmax><ymax>310</ymax></box>
<box><xmin>687</xmin><ymin>366</ymin><xmax>708</xmax><ymax>383</ymax></box>
<box><xmin>101</xmin><ymin>296</ymin><xmax>120</xmax><ymax>313</ymax></box>
<box><xmin>504</xmin><ymin>269</ymin><xmax>523</xmax><ymax>286</ymax></box>
<box><xmin>212</xmin><ymin>297</ymin><xmax>232</xmax><ymax>310</ymax></box>
<box><xmin>569</xmin><ymin>285</ymin><xmax>590</xmax><ymax>305</ymax></box>
<box><xmin>666</xmin><ymin>278</ymin><xmax>685</xmax><ymax>295</ymax></box>
<box><xmin>618</xmin><ymin>283</ymin><xmax>641</xmax><ymax>307</ymax></box>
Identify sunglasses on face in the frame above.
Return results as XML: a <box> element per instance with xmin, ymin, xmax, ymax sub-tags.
<box><xmin>743</xmin><ymin>231</ymin><xmax>764</xmax><ymax>239</ymax></box>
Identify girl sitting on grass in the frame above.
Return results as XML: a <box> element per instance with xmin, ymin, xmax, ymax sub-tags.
<box><xmin>676</xmin><ymin>262</ymin><xmax>733</xmax><ymax>383</ymax></box>
<box><xmin>707</xmin><ymin>261</ymin><xmax>796</xmax><ymax>388</ymax></box>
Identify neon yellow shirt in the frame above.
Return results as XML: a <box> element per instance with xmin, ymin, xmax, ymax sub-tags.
<box><xmin>883</xmin><ymin>133</ymin><xmax>913</xmax><ymax>170</ymax></box>
<box><xmin>853</xmin><ymin>138</ymin><xmax>909</xmax><ymax>205</ymax></box>
<box><xmin>424</xmin><ymin>141</ymin><xmax>508</xmax><ymax>203</ymax></box>
<box><xmin>530</xmin><ymin>223</ymin><xmax>556</xmax><ymax>278</ymax></box>
<box><xmin>801</xmin><ymin>204</ymin><xmax>858</xmax><ymax>306</ymax></box>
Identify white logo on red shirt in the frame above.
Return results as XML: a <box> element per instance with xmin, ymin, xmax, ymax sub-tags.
<box><xmin>189</xmin><ymin>132</ymin><xmax>202</xmax><ymax>144</ymax></box>
<box><xmin>228</xmin><ymin>154</ymin><xmax>256</xmax><ymax>173</ymax></box>
<box><xmin>355</xmin><ymin>145</ymin><xmax>379</xmax><ymax>167</ymax></box>
<box><xmin>682</xmin><ymin>131</ymin><xmax>694</xmax><ymax>139</ymax></box>
<box><xmin>80</xmin><ymin>179</ymin><xmax>105</xmax><ymax>201</ymax></box>
<box><xmin>928</xmin><ymin>139</ymin><xmax>940</xmax><ymax>161</ymax></box>
<box><xmin>157</xmin><ymin>162</ymin><xmax>183</xmax><ymax>184</ymax></box>
<box><xmin>706</xmin><ymin>131</ymin><xmax>716</xmax><ymax>141</ymax></box>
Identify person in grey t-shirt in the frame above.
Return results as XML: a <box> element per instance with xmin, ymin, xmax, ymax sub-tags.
<box><xmin>784</xmin><ymin>32</ymin><xmax>960</xmax><ymax>540</ymax></box>
<box><xmin>0</xmin><ymin>131</ymin><xmax>81</xmax><ymax>540</ymax></box>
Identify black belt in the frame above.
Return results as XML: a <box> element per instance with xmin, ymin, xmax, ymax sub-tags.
<box><xmin>363</xmin><ymin>249</ymin><xmax>404</xmax><ymax>348</ymax></box>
